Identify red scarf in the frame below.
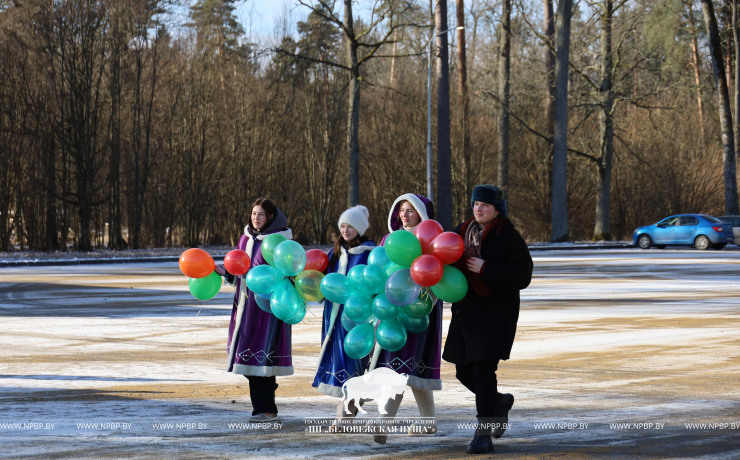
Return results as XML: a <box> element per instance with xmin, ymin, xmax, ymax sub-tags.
<box><xmin>453</xmin><ymin>216</ymin><xmax>508</xmax><ymax>298</ymax></box>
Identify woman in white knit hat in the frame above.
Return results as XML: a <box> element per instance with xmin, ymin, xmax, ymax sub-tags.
<box><xmin>312</xmin><ymin>205</ymin><xmax>376</xmax><ymax>419</ymax></box>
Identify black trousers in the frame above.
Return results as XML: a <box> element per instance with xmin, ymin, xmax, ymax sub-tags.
<box><xmin>246</xmin><ymin>376</ymin><xmax>278</xmax><ymax>415</ymax></box>
<box><xmin>455</xmin><ymin>359</ymin><xmax>502</xmax><ymax>418</ymax></box>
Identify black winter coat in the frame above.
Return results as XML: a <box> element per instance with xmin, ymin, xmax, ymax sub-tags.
<box><xmin>442</xmin><ymin>218</ymin><xmax>533</xmax><ymax>364</ymax></box>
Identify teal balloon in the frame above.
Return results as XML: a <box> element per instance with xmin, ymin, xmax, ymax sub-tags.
<box><xmin>261</xmin><ymin>233</ymin><xmax>288</xmax><ymax>266</ymax></box>
<box><xmin>344</xmin><ymin>322</ymin><xmax>376</xmax><ymax>359</ymax></box>
<box><xmin>347</xmin><ymin>264</ymin><xmax>366</xmax><ymax>292</ymax></box>
<box><xmin>386</xmin><ymin>264</ymin><xmax>404</xmax><ymax>277</ymax></box>
<box><xmin>376</xmin><ymin>319</ymin><xmax>407</xmax><ymax>352</ymax></box>
<box><xmin>270</xmin><ymin>279</ymin><xmax>303</xmax><ymax>321</ymax></box>
<box><xmin>341</xmin><ymin>310</ymin><xmax>362</xmax><ymax>332</ymax></box>
<box><xmin>188</xmin><ymin>271</ymin><xmax>222</xmax><ymax>300</ymax></box>
<box><xmin>402</xmin><ymin>290</ymin><xmax>434</xmax><ymax>318</ymax></box>
<box><xmin>398</xmin><ymin>310</ymin><xmax>429</xmax><ymax>334</ymax></box>
<box><xmin>431</xmin><ymin>265</ymin><xmax>469</xmax><ymax>303</ymax></box>
<box><xmin>384</xmin><ymin>231</ymin><xmax>422</xmax><ymax>268</ymax></box>
<box><xmin>385</xmin><ymin>268</ymin><xmax>421</xmax><ymax>306</ymax></box>
<box><xmin>246</xmin><ymin>264</ymin><xmax>281</xmax><ymax>295</ymax></box>
<box><xmin>362</xmin><ymin>264</ymin><xmax>388</xmax><ymax>296</ymax></box>
<box><xmin>345</xmin><ymin>294</ymin><xmax>373</xmax><ymax>322</ymax></box>
<box><xmin>283</xmin><ymin>303</ymin><xmax>307</xmax><ymax>325</ymax></box>
<box><xmin>368</xmin><ymin>247</ymin><xmax>393</xmax><ymax>270</ymax></box>
<box><xmin>254</xmin><ymin>292</ymin><xmax>272</xmax><ymax>313</ymax></box>
<box><xmin>273</xmin><ymin>240</ymin><xmax>307</xmax><ymax>277</ymax></box>
<box><xmin>320</xmin><ymin>273</ymin><xmax>354</xmax><ymax>304</ymax></box>
<box><xmin>372</xmin><ymin>292</ymin><xmax>401</xmax><ymax>321</ymax></box>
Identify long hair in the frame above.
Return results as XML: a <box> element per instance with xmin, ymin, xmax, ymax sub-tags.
<box><xmin>248</xmin><ymin>198</ymin><xmax>278</xmax><ymax>232</ymax></box>
<box><xmin>330</xmin><ymin>232</ymin><xmax>363</xmax><ymax>268</ymax></box>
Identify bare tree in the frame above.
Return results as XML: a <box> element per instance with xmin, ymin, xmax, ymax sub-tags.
<box><xmin>497</xmin><ymin>0</ymin><xmax>511</xmax><ymax>197</ymax></box>
<box><xmin>436</xmin><ymin>0</ymin><xmax>453</xmax><ymax>230</ymax></box>
<box><xmin>701</xmin><ymin>0</ymin><xmax>740</xmax><ymax>215</ymax></box>
<box><xmin>552</xmin><ymin>0</ymin><xmax>573</xmax><ymax>242</ymax></box>
<box><xmin>456</xmin><ymin>0</ymin><xmax>472</xmax><ymax>213</ymax></box>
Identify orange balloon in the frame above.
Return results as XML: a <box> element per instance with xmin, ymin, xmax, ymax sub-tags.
<box><xmin>224</xmin><ymin>249</ymin><xmax>251</xmax><ymax>276</ymax></box>
<box><xmin>427</xmin><ymin>232</ymin><xmax>465</xmax><ymax>265</ymax></box>
<box><xmin>305</xmin><ymin>249</ymin><xmax>329</xmax><ymax>272</ymax></box>
<box><xmin>414</xmin><ymin>219</ymin><xmax>444</xmax><ymax>254</ymax></box>
<box><xmin>179</xmin><ymin>248</ymin><xmax>215</xmax><ymax>278</ymax></box>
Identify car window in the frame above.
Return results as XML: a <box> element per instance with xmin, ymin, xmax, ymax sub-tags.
<box><xmin>704</xmin><ymin>216</ymin><xmax>723</xmax><ymax>224</ymax></box>
<box><xmin>679</xmin><ymin>216</ymin><xmax>699</xmax><ymax>226</ymax></box>
<box><xmin>657</xmin><ymin>217</ymin><xmax>679</xmax><ymax>227</ymax></box>
<box><xmin>734</xmin><ymin>218</ymin><xmax>740</xmax><ymax>227</ymax></box>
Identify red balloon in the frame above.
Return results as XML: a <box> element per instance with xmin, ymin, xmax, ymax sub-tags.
<box><xmin>427</xmin><ymin>232</ymin><xmax>465</xmax><ymax>265</ymax></box>
<box><xmin>410</xmin><ymin>254</ymin><xmax>444</xmax><ymax>287</ymax></box>
<box><xmin>305</xmin><ymin>249</ymin><xmax>329</xmax><ymax>272</ymax></box>
<box><xmin>179</xmin><ymin>248</ymin><xmax>215</xmax><ymax>278</ymax></box>
<box><xmin>414</xmin><ymin>219</ymin><xmax>444</xmax><ymax>254</ymax></box>
<box><xmin>224</xmin><ymin>249</ymin><xmax>251</xmax><ymax>276</ymax></box>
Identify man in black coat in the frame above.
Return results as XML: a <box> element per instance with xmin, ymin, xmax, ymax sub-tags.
<box><xmin>442</xmin><ymin>184</ymin><xmax>533</xmax><ymax>454</ymax></box>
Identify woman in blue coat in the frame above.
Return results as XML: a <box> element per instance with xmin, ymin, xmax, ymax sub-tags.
<box><xmin>312</xmin><ymin>205</ymin><xmax>375</xmax><ymax>419</ymax></box>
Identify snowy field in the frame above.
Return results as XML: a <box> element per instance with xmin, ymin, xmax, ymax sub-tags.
<box><xmin>1</xmin><ymin>249</ymin><xmax>739</xmax><ymax>459</ymax></box>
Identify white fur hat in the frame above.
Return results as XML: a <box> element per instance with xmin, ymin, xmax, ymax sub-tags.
<box><xmin>338</xmin><ymin>205</ymin><xmax>370</xmax><ymax>236</ymax></box>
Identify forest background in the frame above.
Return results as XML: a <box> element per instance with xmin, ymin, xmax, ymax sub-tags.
<box><xmin>1</xmin><ymin>0</ymin><xmax>737</xmax><ymax>250</ymax></box>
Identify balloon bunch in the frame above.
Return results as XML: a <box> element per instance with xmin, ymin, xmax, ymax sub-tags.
<box><xmin>245</xmin><ymin>234</ymin><xmax>328</xmax><ymax>325</ymax></box>
<box><xmin>328</xmin><ymin>220</ymin><xmax>469</xmax><ymax>360</ymax></box>
<box><xmin>179</xmin><ymin>248</ymin><xmax>251</xmax><ymax>300</ymax></box>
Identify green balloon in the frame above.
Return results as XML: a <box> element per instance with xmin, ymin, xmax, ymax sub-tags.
<box><xmin>384</xmin><ymin>231</ymin><xmax>422</xmax><ymax>268</ymax></box>
<box><xmin>398</xmin><ymin>310</ymin><xmax>429</xmax><ymax>334</ymax></box>
<box><xmin>402</xmin><ymin>290</ymin><xmax>434</xmax><ymax>318</ymax></box>
<box><xmin>273</xmin><ymin>240</ymin><xmax>307</xmax><ymax>277</ymax></box>
<box><xmin>376</xmin><ymin>319</ymin><xmax>407</xmax><ymax>352</ymax></box>
<box><xmin>386</xmin><ymin>264</ymin><xmax>404</xmax><ymax>277</ymax></box>
<box><xmin>270</xmin><ymin>279</ymin><xmax>303</xmax><ymax>321</ymax></box>
<box><xmin>372</xmin><ymin>292</ymin><xmax>401</xmax><ymax>321</ymax></box>
<box><xmin>368</xmin><ymin>246</ymin><xmax>393</xmax><ymax>270</ymax></box>
<box><xmin>344</xmin><ymin>294</ymin><xmax>373</xmax><ymax>322</ymax></box>
<box><xmin>341</xmin><ymin>310</ymin><xmax>362</xmax><ymax>332</ymax></box>
<box><xmin>261</xmin><ymin>233</ymin><xmax>288</xmax><ymax>267</ymax></box>
<box><xmin>362</xmin><ymin>264</ymin><xmax>388</xmax><ymax>296</ymax></box>
<box><xmin>246</xmin><ymin>264</ymin><xmax>282</xmax><ymax>294</ymax></box>
<box><xmin>347</xmin><ymin>264</ymin><xmax>366</xmax><ymax>292</ymax></box>
<box><xmin>188</xmin><ymin>271</ymin><xmax>222</xmax><ymax>300</ymax></box>
<box><xmin>283</xmin><ymin>303</ymin><xmax>307</xmax><ymax>325</ymax></box>
<box><xmin>295</xmin><ymin>270</ymin><xmax>324</xmax><ymax>302</ymax></box>
<box><xmin>431</xmin><ymin>265</ymin><xmax>469</xmax><ymax>303</ymax></box>
<box><xmin>320</xmin><ymin>273</ymin><xmax>354</xmax><ymax>304</ymax></box>
<box><xmin>344</xmin><ymin>322</ymin><xmax>375</xmax><ymax>359</ymax></box>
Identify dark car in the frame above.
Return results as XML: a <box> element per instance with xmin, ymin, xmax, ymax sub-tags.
<box><xmin>632</xmin><ymin>214</ymin><xmax>734</xmax><ymax>250</ymax></box>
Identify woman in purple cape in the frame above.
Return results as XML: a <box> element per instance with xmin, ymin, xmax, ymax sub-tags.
<box><xmin>216</xmin><ymin>198</ymin><xmax>293</xmax><ymax>423</ymax></box>
<box><xmin>370</xmin><ymin>193</ymin><xmax>442</xmax><ymax>443</ymax></box>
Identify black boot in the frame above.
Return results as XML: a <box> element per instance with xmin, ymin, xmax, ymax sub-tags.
<box><xmin>466</xmin><ymin>421</ymin><xmax>494</xmax><ymax>454</ymax></box>
<box><xmin>492</xmin><ymin>393</ymin><xmax>514</xmax><ymax>439</ymax></box>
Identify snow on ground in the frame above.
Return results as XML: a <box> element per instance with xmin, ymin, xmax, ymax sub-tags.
<box><xmin>1</xmin><ymin>249</ymin><xmax>739</xmax><ymax>459</ymax></box>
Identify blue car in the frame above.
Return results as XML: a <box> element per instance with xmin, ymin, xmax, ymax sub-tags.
<box><xmin>632</xmin><ymin>214</ymin><xmax>734</xmax><ymax>250</ymax></box>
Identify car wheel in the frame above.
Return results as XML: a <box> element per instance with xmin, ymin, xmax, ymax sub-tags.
<box><xmin>637</xmin><ymin>234</ymin><xmax>653</xmax><ymax>249</ymax></box>
<box><xmin>655</xmin><ymin>245</ymin><xmax>667</xmax><ymax>249</ymax></box>
<box><xmin>694</xmin><ymin>235</ymin><xmax>711</xmax><ymax>250</ymax></box>
<box><xmin>713</xmin><ymin>244</ymin><xmax>726</xmax><ymax>250</ymax></box>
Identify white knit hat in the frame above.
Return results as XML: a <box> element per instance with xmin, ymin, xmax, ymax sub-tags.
<box><xmin>338</xmin><ymin>205</ymin><xmax>370</xmax><ymax>236</ymax></box>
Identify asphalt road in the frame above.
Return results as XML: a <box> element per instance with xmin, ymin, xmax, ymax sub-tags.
<box><xmin>1</xmin><ymin>249</ymin><xmax>739</xmax><ymax>459</ymax></box>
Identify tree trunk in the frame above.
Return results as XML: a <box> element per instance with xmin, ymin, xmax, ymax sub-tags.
<box><xmin>435</xmin><ymin>0</ymin><xmax>453</xmax><ymax>230</ymax></box>
<box><xmin>685</xmin><ymin>0</ymin><xmax>707</xmax><ymax>155</ymax></box>
<box><xmin>109</xmin><ymin>18</ymin><xmax>125</xmax><ymax>250</ymax></box>
<box><xmin>594</xmin><ymin>0</ymin><xmax>613</xmax><ymax>241</ymax></box>
<box><xmin>734</xmin><ymin>1</ymin><xmax>740</xmax><ymax>188</ymax></box>
<box><xmin>390</xmin><ymin>28</ymin><xmax>398</xmax><ymax>87</ymax></box>
<box><xmin>544</xmin><ymin>0</ymin><xmax>555</xmax><ymax>217</ymax></box>
<box><xmin>551</xmin><ymin>0</ymin><xmax>573</xmax><ymax>242</ymax></box>
<box><xmin>497</xmin><ymin>0</ymin><xmax>511</xmax><ymax>197</ymax></box>
<box><xmin>701</xmin><ymin>0</ymin><xmax>740</xmax><ymax>215</ymax></box>
<box><xmin>345</xmin><ymin>0</ymin><xmax>360</xmax><ymax>207</ymax></box>
<box><xmin>456</xmin><ymin>0</ymin><xmax>471</xmax><ymax>215</ymax></box>
<box><xmin>44</xmin><ymin>132</ymin><xmax>58</xmax><ymax>251</ymax></box>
